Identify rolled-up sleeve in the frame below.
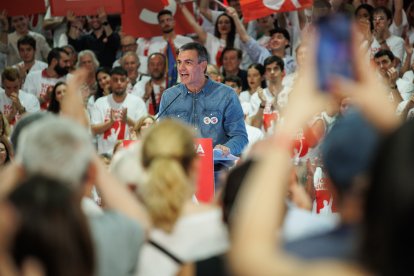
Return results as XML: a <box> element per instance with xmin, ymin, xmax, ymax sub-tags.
<box><xmin>243</xmin><ymin>37</ymin><xmax>271</xmax><ymax>65</ymax></box>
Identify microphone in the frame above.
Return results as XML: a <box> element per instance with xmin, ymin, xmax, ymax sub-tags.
<box><xmin>155</xmin><ymin>92</ymin><xmax>181</xmax><ymax>120</ymax></box>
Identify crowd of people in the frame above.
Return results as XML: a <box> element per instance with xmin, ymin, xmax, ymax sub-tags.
<box><xmin>0</xmin><ymin>0</ymin><xmax>414</xmax><ymax>275</ymax></box>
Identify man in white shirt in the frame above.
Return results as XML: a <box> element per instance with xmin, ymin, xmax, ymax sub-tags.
<box><xmin>0</xmin><ymin>67</ymin><xmax>39</xmax><ymax>126</ymax></box>
<box><xmin>133</xmin><ymin>52</ymin><xmax>166</xmax><ymax>115</ymax></box>
<box><xmin>23</xmin><ymin>47</ymin><xmax>70</xmax><ymax>109</ymax></box>
<box><xmin>13</xmin><ymin>35</ymin><xmax>48</xmax><ymax>84</ymax></box>
<box><xmin>369</xmin><ymin>6</ymin><xmax>404</xmax><ymax>66</ymax></box>
<box><xmin>91</xmin><ymin>67</ymin><xmax>147</xmax><ymax>154</ymax></box>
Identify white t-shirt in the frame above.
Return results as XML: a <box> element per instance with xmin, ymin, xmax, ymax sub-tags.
<box><xmin>131</xmin><ymin>78</ymin><xmax>165</xmax><ymax>111</ymax></box>
<box><xmin>389</xmin><ymin>10</ymin><xmax>408</xmax><ymax>37</ymax></box>
<box><xmin>370</xmin><ymin>35</ymin><xmax>404</xmax><ymax>62</ymax></box>
<box><xmin>91</xmin><ymin>94</ymin><xmax>147</xmax><ymax>154</ymax></box>
<box><xmin>0</xmin><ymin>88</ymin><xmax>40</xmax><ymax>126</ymax></box>
<box><xmin>136</xmin><ymin>209</ymin><xmax>229</xmax><ymax>276</ymax></box>
<box><xmin>13</xmin><ymin>60</ymin><xmax>48</xmax><ymax>75</ymax></box>
<box><xmin>23</xmin><ymin>69</ymin><xmax>66</xmax><ymax>106</ymax></box>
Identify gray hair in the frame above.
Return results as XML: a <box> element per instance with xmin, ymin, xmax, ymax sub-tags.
<box><xmin>120</xmin><ymin>51</ymin><xmax>140</xmax><ymax>66</ymax></box>
<box><xmin>76</xmin><ymin>50</ymin><xmax>100</xmax><ymax>69</ymax></box>
<box><xmin>15</xmin><ymin>116</ymin><xmax>95</xmax><ymax>188</ymax></box>
<box><xmin>179</xmin><ymin>42</ymin><xmax>209</xmax><ymax>63</ymax></box>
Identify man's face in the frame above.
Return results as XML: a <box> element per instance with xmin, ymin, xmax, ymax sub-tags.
<box><xmin>121</xmin><ymin>36</ymin><xmax>137</xmax><ymax>54</ymax></box>
<box><xmin>148</xmin><ymin>54</ymin><xmax>166</xmax><ymax>80</ymax></box>
<box><xmin>63</xmin><ymin>47</ymin><xmax>76</xmax><ymax>69</ymax></box>
<box><xmin>88</xmin><ymin>15</ymin><xmax>102</xmax><ymax>31</ymax></box>
<box><xmin>110</xmin><ymin>74</ymin><xmax>129</xmax><ymax>96</ymax></box>
<box><xmin>265</xmin><ymin>61</ymin><xmax>282</xmax><ymax>83</ymax></box>
<box><xmin>158</xmin><ymin>14</ymin><xmax>174</xmax><ymax>34</ymax></box>
<box><xmin>18</xmin><ymin>44</ymin><xmax>35</xmax><ymax>63</ymax></box>
<box><xmin>79</xmin><ymin>54</ymin><xmax>95</xmax><ymax>72</ymax></box>
<box><xmin>225</xmin><ymin>81</ymin><xmax>242</xmax><ymax>95</ymax></box>
<box><xmin>11</xmin><ymin>16</ymin><xmax>29</xmax><ymax>34</ymax></box>
<box><xmin>295</xmin><ymin>45</ymin><xmax>308</xmax><ymax>67</ymax></box>
<box><xmin>373</xmin><ymin>12</ymin><xmax>389</xmax><ymax>33</ymax></box>
<box><xmin>54</xmin><ymin>52</ymin><xmax>71</xmax><ymax>76</ymax></box>
<box><xmin>269</xmin><ymin>33</ymin><xmax>288</xmax><ymax>51</ymax></box>
<box><xmin>122</xmin><ymin>55</ymin><xmax>139</xmax><ymax>76</ymax></box>
<box><xmin>177</xmin><ymin>50</ymin><xmax>206</xmax><ymax>87</ymax></box>
<box><xmin>3</xmin><ymin>79</ymin><xmax>20</xmax><ymax>97</ymax></box>
<box><xmin>374</xmin><ymin>55</ymin><xmax>393</xmax><ymax>77</ymax></box>
<box><xmin>222</xmin><ymin>50</ymin><xmax>240</xmax><ymax>74</ymax></box>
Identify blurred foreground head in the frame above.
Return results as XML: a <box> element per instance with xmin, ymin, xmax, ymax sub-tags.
<box><xmin>15</xmin><ymin>116</ymin><xmax>94</xmax><ymax>188</ymax></box>
<box><xmin>140</xmin><ymin>119</ymin><xmax>197</xmax><ymax>232</ymax></box>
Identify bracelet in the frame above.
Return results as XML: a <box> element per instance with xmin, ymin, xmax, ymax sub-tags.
<box><xmin>390</xmin><ymin>85</ymin><xmax>397</xmax><ymax>89</ymax></box>
<box><xmin>379</xmin><ymin>40</ymin><xmax>386</xmax><ymax>45</ymax></box>
<box><xmin>259</xmin><ymin>103</ymin><xmax>265</xmax><ymax>109</ymax></box>
<box><xmin>102</xmin><ymin>21</ymin><xmax>109</xmax><ymax>26</ymax></box>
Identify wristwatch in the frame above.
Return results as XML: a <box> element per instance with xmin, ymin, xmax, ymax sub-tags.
<box><xmin>102</xmin><ymin>21</ymin><xmax>109</xmax><ymax>26</ymax></box>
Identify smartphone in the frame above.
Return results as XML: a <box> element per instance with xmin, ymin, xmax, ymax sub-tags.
<box><xmin>316</xmin><ymin>14</ymin><xmax>354</xmax><ymax>92</ymax></box>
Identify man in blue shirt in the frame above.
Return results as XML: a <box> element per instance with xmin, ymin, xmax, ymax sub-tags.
<box><xmin>158</xmin><ymin>42</ymin><xmax>248</xmax><ymax>156</ymax></box>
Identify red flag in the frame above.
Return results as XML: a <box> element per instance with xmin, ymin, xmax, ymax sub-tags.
<box><xmin>240</xmin><ymin>0</ymin><xmax>313</xmax><ymax>22</ymax></box>
<box><xmin>0</xmin><ymin>0</ymin><xmax>45</xmax><ymax>16</ymax></box>
<box><xmin>50</xmin><ymin>0</ymin><xmax>123</xmax><ymax>16</ymax></box>
<box><xmin>122</xmin><ymin>0</ymin><xmax>194</xmax><ymax>38</ymax></box>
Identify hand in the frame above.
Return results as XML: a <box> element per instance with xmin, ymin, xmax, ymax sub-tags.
<box><xmin>386</xmin><ymin>67</ymin><xmax>398</xmax><ymax>85</ymax></box>
<box><xmin>215</xmin><ymin>144</ymin><xmax>231</xmax><ymax>156</ymax></box>
<box><xmin>97</xmin><ymin>7</ymin><xmax>108</xmax><ymax>24</ymax></box>
<box><xmin>404</xmin><ymin>36</ymin><xmax>413</xmax><ymax>56</ymax></box>
<box><xmin>109</xmin><ymin>108</ymin><xmax>117</xmax><ymax>123</ymax></box>
<box><xmin>120</xmin><ymin>108</ymin><xmax>127</xmax><ymax>123</ymax></box>
<box><xmin>257</xmin><ymin>88</ymin><xmax>266</xmax><ymax>104</ymax></box>
<box><xmin>9</xmin><ymin>92</ymin><xmax>23</xmax><ymax>111</ymax></box>
<box><xmin>143</xmin><ymin>80</ymin><xmax>153</xmax><ymax>101</ymax></box>
<box><xmin>66</xmin><ymin>11</ymin><xmax>77</xmax><ymax>23</ymax></box>
<box><xmin>225</xmin><ymin>6</ymin><xmax>238</xmax><ymax>19</ymax></box>
<box><xmin>0</xmin><ymin>10</ymin><xmax>9</xmax><ymax>32</ymax></box>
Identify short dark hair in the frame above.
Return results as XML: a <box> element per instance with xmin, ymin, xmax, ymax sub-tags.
<box><xmin>17</xmin><ymin>35</ymin><xmax>36</xmax><ymax>50</ymax></box>
<box><xmin>373</xmin><ymin>6</ymin><xmax>393</xmax><ymax>21</ymax></box>
<box><xmin>47</xmin><ymin>47</ymin><xmax>69</xmax><ymax>66</ymax></box>
<box><xmin>269</xmin><ymin>27</ymin><xmax>291</xmax><ymax>42</ymax></box>
<box><xmin>374</xmin><ymin>49</ymin><xmax>395</xmax><ymax>61</ymax></box>
<box><xmin>179</xmin><ymin>42</ymin><xmax>209</xmax><ymax>63</ymax></box>
<box><xmin>264</xmin><ymin>55</ymin><xmax>285</xmax><ymax>72</ymax></box>
<box><xmin>157</xmin><ymin>9</ymin><xmax>173</xmax><ymax>21</ymax></box>
<box><xmin>110</xmin><ymin>66</ymin><xmax>128</xmax><ymax>77</ymax></box>
<box><xmin>224</xmin><ymin>75</ymin><xmax>242</xmax><ymax>88</ymax></box>
<box><xmin>220</xmin><ymin>47</ymin><xmax>242</xmax><ymax>63</ymax></box>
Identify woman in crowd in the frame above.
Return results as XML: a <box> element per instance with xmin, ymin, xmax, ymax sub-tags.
<box><xmin>93</xmin><ymin>67</ymin><xmax>111</xmax><ymax>102</ymax></box>
<box><xmin>131</xmin><ymin>115</ymin><xmax>155</xmax><ymax>140</ymax></box>
<box><xmin>238</xmin><ymin>63</ymin><xmax>266</xmax><ymax>104</ymax></box>
<box><xmin>0</xmin><ymin>136</ymin><xmax>13</xmax><ymax>167</ymax></box>
<box><xmin>179</xmin><ymin>2</ymin><xmax>240</xmax><ymax>67</ymax></box>
<box><xmin>47</xmin><ymin>81</ymin><xmax>67</xmax><ymax>114</ymax></box>
<box><xmin>76</xmin><ymin>50</ymin><xmax>99</xmax><ymax>96</ymax></box>
<box><xmin>136</xmin><ymin>119</ymin><xmax>229</xmax><ymax>276</ymax></box>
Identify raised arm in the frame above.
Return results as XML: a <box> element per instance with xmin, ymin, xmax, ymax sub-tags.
<box><xmin>178</xmin><ymin>1</ymin><xmax>207</xmax><ymax>44</ymax></box>
<box><xmin>226</xmin><ymin>6</ymin><xmax>249</xmax><ymax>43</ymax></box>
<box><xmin>393</xmin><ymin>0</ymin><xmax>403</xmax><ymax>27</ymax></box>
<box><xmin>199</xmin><ymin>0</ymin><xmax>214</xmax><ymax>23</ymax></box>
<box><xmin>0</xmin><ymin>11</ymin><xmax>9</xmax><ymax>51</ymax></box>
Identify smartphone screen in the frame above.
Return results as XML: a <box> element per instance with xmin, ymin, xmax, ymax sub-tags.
<box><xmin>316</xmin><ymin>14</ymin><xmax>354</xmax><ymax>92</ymax></box>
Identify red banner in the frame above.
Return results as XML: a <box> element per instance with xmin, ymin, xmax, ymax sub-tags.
<box><xmin>122</xmin><ymin>138</ymin><xmax>214</xmax><ymax>203</ymax></box>
<box><xmin>0</xmin><ymin>0</ymin><xmax>46</xmax><ymax>16</ymax></box>
<box><xmin>50</xmin><ymin>0</ymin><xmax>123</xmax><ymax>17</ymax></box>
<box><xmin>122</xmin><ymin>0</ymin><xmax>194</xmax><ymax>38</ymax></box>
<box><xmin>194</xmin><ymin>138</ymin><xmax>214</xmax><ymax>203</ymax></box>
<box><xmin>240</xmin><ymin>0</ymin><xmax>313</xmax><ymax>22</ymax></box>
